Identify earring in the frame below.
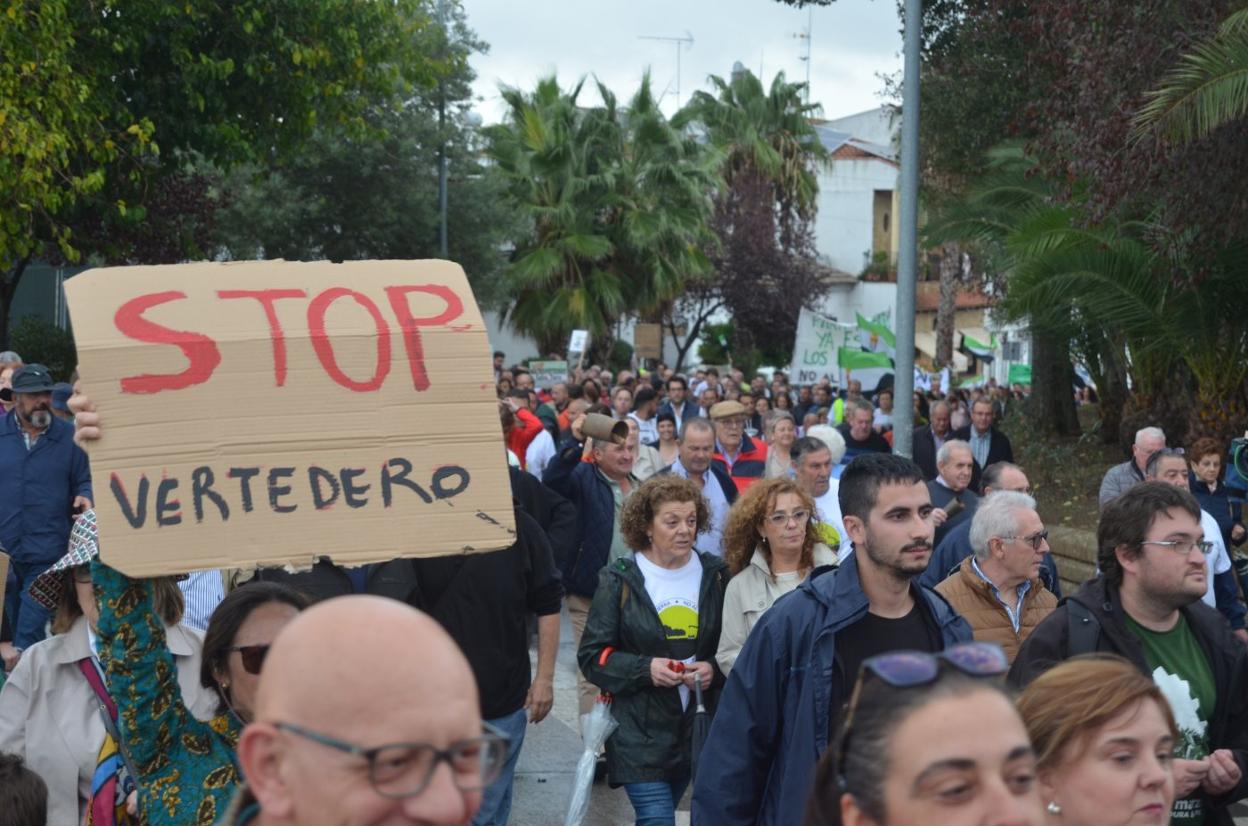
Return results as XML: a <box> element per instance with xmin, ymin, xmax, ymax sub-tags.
<box><xmin>1046</xmin><ymin>801</ymin><xmax>1062</xmax><ymax>815</ymax></box>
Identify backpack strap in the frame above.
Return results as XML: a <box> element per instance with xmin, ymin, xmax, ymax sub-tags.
<box><xmin>1066</xmin><ymin>599</ymin><xmax>1101</xmax><ymax>656</ymax></box>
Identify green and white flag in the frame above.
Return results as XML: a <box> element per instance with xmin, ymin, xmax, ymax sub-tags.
<box><xmin>961</xmin><ymin>331</ymin><xmax>997</xmax><ymax>362</ymax></box>
<box><xmin>856</xmin><ymin>312</ymin><xmax>896</xmax><ymax>355</ymax></box>
<box><xmin>838</xmin><ymin>347</ymin><xmax>893</xmax><ymax>371</ymax></box>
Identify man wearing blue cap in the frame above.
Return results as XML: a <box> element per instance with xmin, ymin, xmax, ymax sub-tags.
<box><xmin>0</xmin><ymin>364</ymin><xmax>92</xmax><ymax>670</ymax></box>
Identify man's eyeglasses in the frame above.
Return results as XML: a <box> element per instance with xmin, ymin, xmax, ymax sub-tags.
<box><xmin>1140</xmin><ymin>538</ymin><xmax>1214</xmax><ymax>556</ymax></box>
<box><xmin>1002</xmin><ymin>530</ymin><xmax>1049</xmax><ymax>551</ymax></box>
<box><xmin>274</xmin><ymin>721</ymin><xmax>509</xmax><ymax>799</ymax></box>
<box><xmin>836</xmin><ymin>643</ymin><xmax>1009</xmax><ymax>788</ymax></box>
<box><xmin>227</xmin><ymin>644</ymin><xmax>271</xmax><ymax>675</ymax></box>
<box><xmin>766</xmin><ymin>509</ymin><xmax>811</xmax><ymax>527</ymax></box>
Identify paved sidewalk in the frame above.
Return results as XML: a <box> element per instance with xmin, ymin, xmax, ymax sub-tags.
<box><xmin>509</xmin><ymin>607</ymin><xmax>690</xmax><ymax>825</ymax></box>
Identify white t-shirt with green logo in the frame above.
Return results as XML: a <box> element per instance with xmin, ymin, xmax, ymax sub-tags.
<box><xmin>635</xmin><ymin>551</ymin><xmax>702</xmax><ymax>709</ymax></box>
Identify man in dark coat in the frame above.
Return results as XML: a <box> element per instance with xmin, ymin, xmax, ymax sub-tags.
<box><xmin>912</xmin><ymin>400</ymin><xmax>952</xmax><ymax>481</ymax></box>
<box><xmin>926</xmin><ymin>440</ymin><xmax>980</xmax><ymax>548</ymax></box>
<box><xmin>952</xmin><ymin>397</ymin><xmax>1015</xmax><ymax>493</ymax></box>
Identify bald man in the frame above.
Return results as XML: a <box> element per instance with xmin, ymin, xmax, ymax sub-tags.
<box><xmin>224</xmin><ymin>596</ymin><xmax>502</xmax><ymax>825</ymax></box>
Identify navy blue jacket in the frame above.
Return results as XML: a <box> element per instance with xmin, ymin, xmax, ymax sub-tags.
<box><xmin>1192</xmin><ymin>472</ymin><xmax>1244</xmax><ymax>548</ymax></box>
<box><xmin>919</xmin><ymin>519</ymin><xmax>1063</xmax><ymax>599</ymax></box>
<box><xmin>0</xmin><ymin>412</ymin><xmax>92</xmax><ymax>564</ymax></box>
<box><xmin>691</xmin><ymin>552</ymin><xmax>972</xmax><ymax>826</ymax></box>
<box><xmin>542</xmin><ymin>438</ymin><xmax>617</xmax><ymax>598</ymax></box>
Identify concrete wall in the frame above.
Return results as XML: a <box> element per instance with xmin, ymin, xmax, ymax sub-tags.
<box><xmin>814</xmin><ymin>158</ymin><xmax>900</xmax><ymax>275</ymax></box>
<box><xmin>824</xmin><ymin>107</ymin><xmax>898</xmax><ymax>149</ymax></box>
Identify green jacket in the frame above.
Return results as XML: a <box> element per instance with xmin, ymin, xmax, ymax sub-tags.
<box><xmin>577</xmin><ymin>552</ymin><xmax>729</xmax><ymax>786</ymax></box>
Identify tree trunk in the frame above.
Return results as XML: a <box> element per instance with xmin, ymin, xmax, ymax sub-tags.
<box><xmin>0</xmin><ymin>257</ymin><xmax>31</xmax><ymax>350</ymax></box>
<box><xmin>934</xmin><ymin>243</ymin><xmax>961</xmax><ymax>367</ymax></box>
<box><xmin>1096</xmin><ymin>349</ymin><xmax>1129</xmax><ymax>445</ymax></box>
<box><xmin>1030</xmin><ymin>325</ymin><xmax>1080</xmax><ymax>437</ymax></box>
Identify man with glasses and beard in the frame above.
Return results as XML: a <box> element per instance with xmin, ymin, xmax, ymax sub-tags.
<box><xmin>0</xmin><ymin>364</ymin><xmax>92</xmax><ymax>668</ymax></box>
<box><xmin>1011</xmin><ymin>482</ymin><xmax>1248</xmax><ymax>826</ymax></box>
<box><xmin>691</xmin><ymin>454</ymin><xmax>971</xmax><ymax>826</ymax></box>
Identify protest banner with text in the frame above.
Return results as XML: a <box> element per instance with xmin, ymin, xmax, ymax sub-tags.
<box><xmin>65</xmin><ymin>260</ymin><xmax>515</xmax><ymax>577</ymax></box>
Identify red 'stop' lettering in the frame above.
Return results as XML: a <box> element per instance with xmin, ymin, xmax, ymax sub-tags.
<box><xmin>217</xmin><ymin>289</ymin><xmax>307</xmax><ymax>387</ymax></box>
<box><xmin>114</xmin><ymin>291</ymin><xmax>222</xmax><ymax>393</ymax></box>
<box><xmin>307</xmin><ymin>288</ymin><xmax>392</xmax><ymax>392</ymax></box>
<box><xmin>385</xmin><ymin>285</ymin><xmax>464</xmax><ymax>392</ymax></box>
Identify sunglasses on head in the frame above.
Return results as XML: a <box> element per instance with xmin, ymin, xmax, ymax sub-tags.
<box><xmin>836</xmin><ymin>642</ymin><xmax>1010</xmax><ymax>787</ymax></box>
<box><xmin>227</xmin><ymin>644</ymin><xmax>271</xmax><ymax>675</ymax></box>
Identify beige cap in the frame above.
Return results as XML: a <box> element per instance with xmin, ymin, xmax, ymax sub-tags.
<box><xmin>709</xmin><ymin>400</ymin><xmax>749</xmax><ymax>420</ymax></box>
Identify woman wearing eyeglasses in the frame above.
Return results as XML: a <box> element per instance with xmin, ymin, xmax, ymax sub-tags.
<box><xmin>803</xmin><ymin>643</ymin><xmax>1045</xmax><ymax>826</ymax></box>
<box><xmin>715</xmin><ymin>478</ymin><xmax>837</xmax><ymax>675</ymax></box>
<box><xmin>0</xmin><ymin>511</ymin><xmax>219</xmax><ymax>826</ymax></box>
<box><xmin>1016</xmin><ymin>655</ymin><xmax>1178</xmax><ymax>826</ymax></box>
<box><xmin>578</xmin><ymin>474</ymin><xmax>729</xmax><ymax>826</ymax></box>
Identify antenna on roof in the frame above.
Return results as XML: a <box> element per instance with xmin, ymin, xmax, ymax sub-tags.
<box><xmin>793</xmin><ymin>6</ymin><xmax>814</xmax><ymax>105</ymax></box>
<box><xmin>638</xmin><ymin>31</ymin><xmax>694</xmax><ymax>108</ymax></box>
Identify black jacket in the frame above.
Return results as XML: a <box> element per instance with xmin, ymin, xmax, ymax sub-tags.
<box><xmin>951</xmin><ymin>425</ymin><xmax>1015</xmax><ymax>493</ymax></box>
<box><xmin>1010</xmin><ymin>576</ymin><xmax>1248</xmax><ymax>825</ymax></box>
<box><xmin>912</xmin><ymin>425</ymin><xmax>944</xmax><ymax>481</ymax></box>
<box><xmin>415</xmin><ymin>509</ymin><xmax>564</xmax><ymax>720</ymax></box>
<box><xmin>509</xmin><ymin>466</ymin><xmax>578</xmax><ymax>566</ymax></box>
<box><xmin>926</xmin><ymin>480</ymin><xmax>979</xmax><ymax>549</ymax></box>
<box><xmin>578</xmin><ymin>552</ymin><xmax>729</xmax><ymax>786</ymax></box>
<box><xmin>248</xmin><ymin>558</ymin><xmax>424</xmax><ymax>606</ymax></box>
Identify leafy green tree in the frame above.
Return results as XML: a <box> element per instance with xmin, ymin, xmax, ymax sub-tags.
<box><xmin>1133</xmin><ymin>8</ymin><xmax>1248</xmax><ymax>144</ymax></box>
<box><xmin>1</xmin><ymin>0</ymin><xmax>447</xmax><ymax>346</ymax></box>
<box><xmin>674</xmin><ymin>68</ymin><xmax>830</xmax><ymax>364</ymax></box>
<box><xmin>486</xmin><ymin>74</ymin><xmax>717</xmax><ymax>354</ymax></box>
<box><xmin>212</xmin><ymin>8</ymin><xmax>519</xmax><ymax>303</ymax></box>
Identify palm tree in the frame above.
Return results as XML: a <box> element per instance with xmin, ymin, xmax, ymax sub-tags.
<box><xmin>1133</xmin><ymin>8</ymin><xmax>1248</xmax><ymax>143</ymax></box>
<box><xmin>484</xmin><ymin>74</ymin><xmax>715</xmax><ymax>355</ymax></box>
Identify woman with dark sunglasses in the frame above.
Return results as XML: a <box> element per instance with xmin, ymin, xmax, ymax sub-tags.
<box><xmin>200</xmin><ymin>582</ymin><xmax>311</xmax><ymax>722</ymax></box>
<box><xmin>804</xmin><ymin>643</ymin><xmax>1045</xmax><ymax>826</ymax></box>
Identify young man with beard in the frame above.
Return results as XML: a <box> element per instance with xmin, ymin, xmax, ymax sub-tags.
<box><xmin>0</xmin><ymin>364</ymin><xmax>93</xmax><ymax>667</ymax></box>
<box><xmin>691</xmin><ymin>453</ymin><xmax>971</xmax><ymax>826</ymax></box>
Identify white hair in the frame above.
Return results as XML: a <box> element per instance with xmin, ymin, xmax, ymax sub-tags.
<box><xmin>805</xmin><ymin>424</ymin><xmax>847</xmax><ymax>465</ymax></box>
<box><xmin>1134</xmin><ymin>426</ymin><xmax>1165</xmax><ymax>447</ymax></box>
<box><xmin>936</xmin><ymin>439</ymin><xmax>972</xmax><ymax>467</ymax></box>
<box><xmin>969</xmin><ymin>491</ymin><xmax>1038</xmax><ymax>560</ymax></box>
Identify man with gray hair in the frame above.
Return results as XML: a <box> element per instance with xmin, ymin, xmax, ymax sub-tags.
<box><xmin>927</xmin><ymin>439</ymin><xmax>979</xmax><ymax>547</ymax></box>
<box><xmin>920</xmin><ymin>462</ymin><xmax>1062</xmax><ymax>597</ymax></box>
<box><xmin>836</xmin><ymin>396</ymin><xmax>890</xmax><ymax>460</ymax></box>
<box><xmin>935</xmin><ymin>491</ymin><xmax>1058</xmax><ymax>662</ymax></box>
<box><xmin>658</xmin><ymin>417</ymin><xmax>737</xmax><ymax>556</ymax></box>
<box><xmin>1099</xmin><ymin>425</ymin><xmax>1165</xmax><ymax>510</ymax></box>
<box><xmin>790</xmin><ymin>436</ymin><xmax>848</xmax><ymax>553</ymax></box>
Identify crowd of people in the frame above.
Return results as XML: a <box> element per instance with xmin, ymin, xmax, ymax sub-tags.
<box><xmin>1</xmin><ymin>345</ymin><xmax>1247</xmax><ymax>826</ymax></box>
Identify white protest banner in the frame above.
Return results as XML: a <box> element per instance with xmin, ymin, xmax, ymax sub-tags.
<box><xmin>65</xmin><ymin>260</ymin><xmax>515</xmax><ymax>577</ymax></box>
<box><xmin>789</xmin><ymin>308</ymin><xmax>857</xmax><ymax>385</ymax></box>
<box><xmin>568</xmin><ymin>329</ymin><xmax>589</xmax><ymax>354</ymax></box>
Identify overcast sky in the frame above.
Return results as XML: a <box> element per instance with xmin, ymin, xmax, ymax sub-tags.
<box><xmin>463</xmin><ymin>0</ymin><xmax>903</xmax><ymax>125</ymax></box>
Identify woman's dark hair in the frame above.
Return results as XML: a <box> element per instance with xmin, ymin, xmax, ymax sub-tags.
<box><xmin>201</xmin><ymin>581</ymin><xmax>311</xmax><ymax>711</ymax></box>
<box><xmin>803</xmin><ymin>668</ymin><xmax>1010</xmax><ymax>826</ymax></box>
<box><xmin>0</xmin><ymin>752</ymin><xmax>47</xmax><ymax>826</ymax></box>
<box><xmin>656</xmin><ymin>411</ymin><xmax>677</xmax><ymax>427</ymax></box>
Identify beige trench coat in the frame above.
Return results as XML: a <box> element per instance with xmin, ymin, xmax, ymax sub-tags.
<box><xmin>0</xmin><ymin>616</ymin><xmax>219</xmax><ymax>826</ymax></box>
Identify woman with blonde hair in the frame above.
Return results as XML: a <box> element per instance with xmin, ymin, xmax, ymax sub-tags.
<box><xmin>764</xmin><ymin>410</ymin><xmax>798</xmax><ymax>479</ymax></box>
<box><xmin>1016</xmin><ymin>655</ymin><xmax>1178</xmax><ymax>825</ymax></box>
<box><xmin>715</xmin><ymin>477</ymin><xmax>837</xmax><ymax>674</ymax></box>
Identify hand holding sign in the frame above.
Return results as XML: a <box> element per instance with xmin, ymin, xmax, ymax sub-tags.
<box><xmin>65</xmin><ymin>260</ymin><xmax>514</xmax><ymax>577</ymax></box>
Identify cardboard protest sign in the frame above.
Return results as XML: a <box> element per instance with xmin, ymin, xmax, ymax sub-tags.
<box><xmin>65</xmin><ymin>260</ymin><xmax>516</xmax><ymax>577</ymax></box>
<box><xmin>529</xmin><ymin>360</ymin><xmax>568</xmax><ymax>389</ymax></box>
<box><xmin>633</xmin><ymin>323</ymin><xmax>661</xmax><ymax>359</ymax></box>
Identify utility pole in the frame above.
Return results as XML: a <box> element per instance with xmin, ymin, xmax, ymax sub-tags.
<box><xmin>638</xmin><ymin>32</ymin><xmax>694</xmax><ymax>108</ymax></box>
<box><xmin>437</xmin><ymin>0</ymin><xmax>450</xmax><ymax>258</ymax></box>
<box><xmin>892</xmin><ymin>0</ymin><xmax>921</xmax><ymax>458</ymax></box>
